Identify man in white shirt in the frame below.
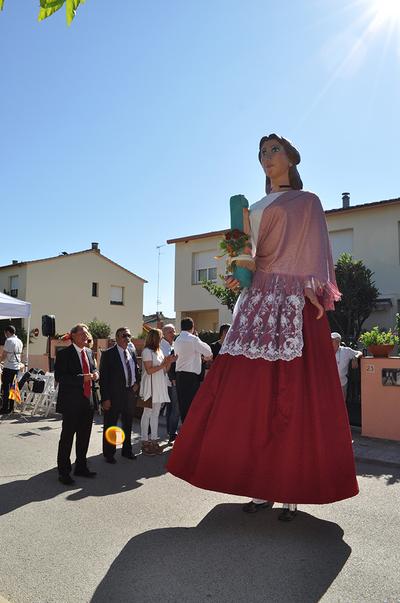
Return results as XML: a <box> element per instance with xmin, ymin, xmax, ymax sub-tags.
<box><xmin>160</xmin><ymin>323</ymin><xmax>179</xmax><ymax>443</ymax></box>
<box><xmin>331</xmin><ymin>332</ymin><xmax>362</xmax><ymax>400</ymax></box>
<box><xmin>0</xmin><ymin>325</ymin><xmax>23</xmax><ymax>414</ymax></box>
<box><xmin>174</xmin><ymin>317</ymin><xmax>212</xmax><ymax>421</ymax></box>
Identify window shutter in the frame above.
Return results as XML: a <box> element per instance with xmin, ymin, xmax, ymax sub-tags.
<box><xmin>110</xmin><ymin>286</ymin><xmax>124</xmax><ymax>305</ymax></box>
<box><xmin>192</xmin><ymin>251</ymin><xmax>217</xmax><ymax>284</ymax></box>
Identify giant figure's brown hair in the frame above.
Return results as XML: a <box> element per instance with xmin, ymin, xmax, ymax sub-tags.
<box><xmin>258</xmin><ymin>133</ymin><xmax>303</xmax><ymax>194</ymax></box>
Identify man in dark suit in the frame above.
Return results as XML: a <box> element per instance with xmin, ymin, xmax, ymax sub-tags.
<box><xmin>210</xmin><ymin>323</ymin><xmax>231</xmax><ymax>359</ymax></box>
<box><xmin>100</xmin><ymin>327</ymin><xmax>140</xmax><ymax>463</ymax></box>
<box><xmin>55</xmin><ymin>323</ymin><xmax>99</xmax><ymax>485</ymax></box>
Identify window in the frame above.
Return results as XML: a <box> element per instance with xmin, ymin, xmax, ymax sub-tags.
<box><xmin>197</xmin><ymin>268</ymin><xmax>207</xmax><ymax>282</ymax></box>
<box><xmin>192</xmin><ymin>251</ymin><xmax>217</xmax><ymax>284</ymax></box>
<box><xmin>9</xmin><ymin>275</ymin><xmax>19</xmax><ymax>297</ymax></box>
<box><xmin>92</xmin><ymin>282</ymin><xmax>99</xmax><ymax>297</ymax></box>
<box><xmin>329</xmin><ymin>229</ymin><xmax>354</xmax><ymax>263</ymax></box>
<box><xmin>110</xmin><ymin>286</ymin><xmax>124</xmax><ymax>305</ymax></box>
<box><xmin>195</xmin><ymin>267</ymin><xmax>217</xmax><ymax>284</ymax></box>
<box><xmin>208</xmin><ymin>267</ymin><xmax>217</xmax><ymax>281</ymax></box>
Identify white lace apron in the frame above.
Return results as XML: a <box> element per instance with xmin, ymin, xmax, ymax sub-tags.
<box><xmin>220</xmin><ymin>273</ymin><xmax>305</xmax><ymax>362</ymax></box>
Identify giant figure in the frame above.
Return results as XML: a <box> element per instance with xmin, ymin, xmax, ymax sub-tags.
<box><xmin>167</xmin><ymin>134</ymin><xmax>359</xmax><ymax>520</ymax></box>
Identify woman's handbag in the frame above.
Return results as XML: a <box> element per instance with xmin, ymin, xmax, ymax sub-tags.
<box><xmin>138</xmin><ymin>366</ymin><xmax>153</xmax><ymax>409</ymax></box>
<box><xmin>137</xmin><ymin>394</ymin><xmax>152</xmax><ymax>409</ymax></box>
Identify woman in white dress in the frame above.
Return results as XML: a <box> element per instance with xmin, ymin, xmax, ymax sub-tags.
<box><xmin>140</xmin><ymin>329</ymin><xmax>175</xmax><ymax>456</ymax></box>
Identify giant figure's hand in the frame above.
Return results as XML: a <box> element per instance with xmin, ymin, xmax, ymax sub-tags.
<box><xmin>304</xmin><ymin>287</ymin><xmax>324</xmax><ymax>320</ymax></box>
<box><xmin>225</xmin><ymin>275</ymin><xmax>240</xmax><ymax>292</ymax></box>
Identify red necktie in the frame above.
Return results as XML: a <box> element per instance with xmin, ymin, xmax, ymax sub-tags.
<box><xmin>81</xmin><ymin>349</ymin><xmax>91</xmax><ymax>399</ymax></box>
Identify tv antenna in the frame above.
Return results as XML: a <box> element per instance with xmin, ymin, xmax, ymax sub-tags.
<box><xmin>156</xmin><ymin>244</ymin><xmax>166</xmax><ymax>317</ymax></box>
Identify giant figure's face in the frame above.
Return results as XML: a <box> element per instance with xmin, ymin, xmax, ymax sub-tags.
<box><xmin>260</xmin><ymin>138</ymin><xmax>291</xmax><ymax>182</ymax></box>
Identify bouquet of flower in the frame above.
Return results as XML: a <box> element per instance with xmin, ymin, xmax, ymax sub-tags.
<box><xmin>219</xmin><ymin>229</ymin><xmax>255</xmax><ymax>272</ymax></box>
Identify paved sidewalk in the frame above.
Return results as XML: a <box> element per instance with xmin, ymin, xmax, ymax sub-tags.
<box><xmin>1</xmin><ymin>414</ymin><xmax>400</xmax><ymax>602</ymax></box>
<box><xmin>1</xmin><ymin>411</ymin><xmax>398</xmax><ymax>466</ymax></box>
<box><xmin>352</xmin><ymin>428</ymin><xmax>400</xmax><ymax>467</ymax></box>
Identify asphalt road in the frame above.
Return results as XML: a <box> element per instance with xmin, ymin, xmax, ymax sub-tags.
<box><xmin>0</xmin><ymin>414</ymin><xmax>399</xmax><ymax>603</ymax></box>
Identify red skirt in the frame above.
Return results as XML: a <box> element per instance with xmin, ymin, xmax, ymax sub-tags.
<box><xmin>167</xmin><ymin>300</ymin><xmax>359</xmax><ymax>504</ymax></box>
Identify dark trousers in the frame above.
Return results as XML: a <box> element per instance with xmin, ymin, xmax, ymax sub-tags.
<box><xmin>176</xmin><ymin>371</ymin><xmax>201</xmax><ymax>422</ymax></box>
<box><xmin>57</xmin><ymin>401</ymin><xmax>94</xmax><ymax>476</ymax></box>
<box><xmin>102</xmin><ymin>390</ymin><xmax>136</xmax><ymax>458</ymax></box>
<box><xmin>1</xmin><ymin>368</ymin><xmax>18</xmax><ymax>413</ymax></box>
<box><xmin>166</xmin><ymin>384</ymin><xmax>180</xmax><ymax>436</ymax></box>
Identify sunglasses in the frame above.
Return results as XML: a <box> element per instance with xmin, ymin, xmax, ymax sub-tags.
<box><xmin>122</xmin><ymin>334</ymin><xmax>131</xmax><ymax>339</ymax></box>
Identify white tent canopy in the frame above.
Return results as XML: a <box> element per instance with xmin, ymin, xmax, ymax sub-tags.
<box><xmin>0</xmin><ymin>291</ymin><xmax>32</xmax><ymax>366</ymax></box>
<box><xmin>0</xmin><ymin>291</ymin><xmax>31</xmax><ymax>320</ymax></box>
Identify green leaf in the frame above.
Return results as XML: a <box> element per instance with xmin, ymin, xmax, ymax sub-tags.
<box><xmin>1</xmin><ymin>0</ymin><xmax>85</xmax><ymax>22</ymax></box>
<box><xmin>327</xmin><ymin>252</ymin><xmax>380</xmax><ymax>345</ymax></box>
<box><xmin>87</xmin><ymin>319</ymin><xmax>111</xmax><ymax>340</ymax></box>
<box><xmin>66</xmin><ymin>0</ymin><xmax>83</xmax><ymax>25</ymax></box>
<box><xmin>38</xmin><ymin>1</ymin><xmax>65</xmax><ymax>22</ymax></box>
<box><xmin>38</xmin><ymin>0</ymin><xmax>85</xmax><ymax>24</ymax></box>
<box><xmin>201</xmin><ymin>279</ymin><xmax>239</xmax><ymax>313</ymax></box>
<box><xmin>40</xmin><ymin>0</ymin><xmax>64</xmax><ymax>7</ymax></box>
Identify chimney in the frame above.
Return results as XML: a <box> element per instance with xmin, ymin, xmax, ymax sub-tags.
<box><xmin>12</xmin><ymin>260</ymin><xmax>18</xmax><ymax>265</ymax></box>
<box><xmin>342</xmin><ymin>192</ymin><xmax>350</xmax><ymax>208</ymax></box>
<box><xmin>91</xmin><ymin>242</ymin><xmax>99</xmax><ymax>252</ymax></box>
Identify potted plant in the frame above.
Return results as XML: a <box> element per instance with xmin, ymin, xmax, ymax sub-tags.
<box><xmin>359</xmin><ymin>326</ymin><xmax>399</xmax><ymax>357</ymax></box>
<box><xmin>87</xmin><ymin>319</ymin><xmax>112</xmax><ymax>353</ymax></box>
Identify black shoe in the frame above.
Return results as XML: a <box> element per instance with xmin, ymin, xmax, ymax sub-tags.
<box><xmin>74</xmin><ymin>468</ymin><xmax>97</xmax><ymax>477</ymax></box>
<box><xmin>58</xmin><ymin>474</ymin><xmax>75</xmax><ymax>485</ymax></box>
<box><xmin>168</xmin><ymin>435</ymin><xmax>177</xmax><ymax>444</ymax></box>
<box><xmin>242</xmin><ymin>501</ymin><xmax>274</xmax><ymax>514</ymax></box>
<box><xmin>105</xmin><ymin>457</ymin><xmax>117</xmax><ymax>464</ymax></box>
<box><xmin>278</xmin><ymin>508</ymin><xmax>297</xmax><ymax>522</ymax></box>
<box><xmin>121</xmin><ymin>452</ymin><xmax>137</xmax><ymax>460</ymax></box>
<box><xmin>0</xmin><ymin>409</ymin><xmax>11</xmax><ymax>415</ymax></box>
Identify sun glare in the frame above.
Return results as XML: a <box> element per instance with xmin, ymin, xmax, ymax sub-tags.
<box><xmin>299</xmin><ymin>0</ymin><xmax>400</xmax><ymax>124</ymax></box>
<box><xmin>369</xmin><ymin>0</ymin><xmax>400</xmax><ymax>30</ymax></box>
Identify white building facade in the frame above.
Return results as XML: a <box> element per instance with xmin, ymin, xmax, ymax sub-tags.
<box><xmin>168</xmin><ymin>197</ymin><xmax>400</xmax><ymax>333</ymax></box>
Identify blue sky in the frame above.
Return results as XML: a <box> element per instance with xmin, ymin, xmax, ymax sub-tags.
<box><xmin>1</xmin><ymin>0</ymin><xmax>399</xmax><ymax>317</ymax></box>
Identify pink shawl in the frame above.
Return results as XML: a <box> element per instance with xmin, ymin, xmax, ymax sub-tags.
<box><xmin>253</xmin><ymin>190</ymin><xmax>340</xmax><ymax>310</ymax></box>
